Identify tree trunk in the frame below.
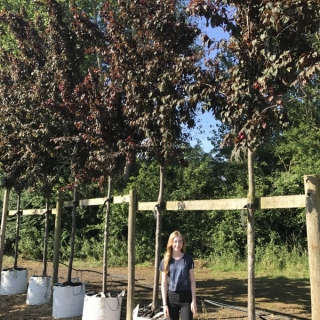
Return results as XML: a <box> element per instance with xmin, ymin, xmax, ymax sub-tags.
<box><xmin>123</xmin><ymin>162</ymin><xmax>132</xmax><ymax>185</ymax></box>
<box><xmin>247</xmin><ymin>148</ymin><xmax>256</xmax><ymax>320</ymax></box>
<box><xmin>13</xmin><ymin>193</ymin><xmax>21</xmax><ymax>269</ymax></box>
<box><xmin>42</xmin><ymin>196</ymin><xmax>50</xmax><ymax>277</ymax></box>
<box><xmin>67</xmin><ymin>179</ymin><xmax>77</xmax><ymax>284</ymax></box>
<box><xmin>127</xmin><ymin>189</ymin><xmax>137</xmax><ymax>320</ymax></box>
<box><xmin>102</xmin><ymin>175</ymin><xmax>112</xmax><ymax>294</ymax></box>
<box><xmin>152</xmin><ymin>165</ymin><xmax>165</xmax><ymax>310</ymax></box>
<box><xmin>51</xmin><ymin>190</ymin><xmax>63</xmax><ymax>305</ymax></box>
<box><xmin>0</xmin><ymin>188</ymin><xmax>10</xmax><ymax>275</ymax></box>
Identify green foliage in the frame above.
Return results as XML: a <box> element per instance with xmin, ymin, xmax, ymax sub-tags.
<box><xmin>5</xmin><ymin>214</ymin><xmax>55</xmax><ymax>261</ymax></box>
<box><xmin>271</xmin><ymin>80</ymin><xmax>320</xmax><ymax>195</ymax></box>
<box><xmin>208</xmin><ymin>243</ymin><xmax>309</xmax><ymax>277</ymax></box>
<box><xmin>205</xmin><ymin>210</ymin><xmax>247</xmax><ymax>258</ymax></box>
<box><xmin>255</xmin><ymin>243</ymin><xmax>309</xmax><ymax>278</ymax></box>
<box><xmin>170</xmin><ymin>147</ymin><xmax>218</xmax><ymax>200</ymax></box>
<box><xmin>0</xmin><ymin>137</ymin><xmax>314</xmax><ymax>266</ymax></box>
<box><xmin>208</xmin><ymin>250</ymin><xmax>247</xmax><ymax>272</ymax></box>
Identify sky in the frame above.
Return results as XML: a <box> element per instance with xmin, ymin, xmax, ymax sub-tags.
<box><xmin>188</xmin><ymin>23</ymin><xmax>229</xmax><ymax>153</ymax></box>
<box><xmin>189</xmin><ymin>111</ymin><xmax>217</xmax><ymax>152</ymax></box>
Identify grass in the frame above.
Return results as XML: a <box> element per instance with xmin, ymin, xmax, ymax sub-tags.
<box><xmin>2</xmin><ymin>244</ymin><xmax>310</xmax><ymax>279</ymax></box>
<box><xmin>207</xmin><ymin>244</ymin><xmax>310</xmax><ymax>279</ymax></box>
<box><xmin>71</xmin><ymin>258</ymin><xmax>103</xmax><ymax>269</ymax></box>
<box><xmin>255</xmin><ymin>244</ymin><xmax>309</xmax><ymax>278</ymax></box>
<box><xmin>2</xmin><ymin>255</ymin><xmax>14</xmax><ymax>265</ymax></box>
<box><xmin>136</xmin><ymin>261</ymin><xmax>153</xmax><ymax>267</ymax></box>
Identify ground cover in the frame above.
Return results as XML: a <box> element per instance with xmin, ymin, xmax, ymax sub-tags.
<box><xmin>0</xmin><ymin>259</ymin><xmax>311</xmax><ymax>319</ymax></box>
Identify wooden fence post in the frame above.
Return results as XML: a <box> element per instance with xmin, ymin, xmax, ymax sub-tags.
<box><xmin>304</xmin><ymin>175</ymin><xmax>320</xmax><ymax>320</ymax></box>
<box><xmin>50</xmin><ymin>190</ymin><xmax>63</xmax><ymax>305</ymax></box>
<box><xmin>247</xmin><ymin>148</ymin><xmax>256</xmax><ymax>320</ymax></box>
<box><xmin>127</xmin><ymin>189</ymin><xmax>137</xmax><ymax>320</ymax></box>
<box><xmin>0</xmin><ymin>188</ymin><xmax>10</xmax><ymax>276</ymax></box>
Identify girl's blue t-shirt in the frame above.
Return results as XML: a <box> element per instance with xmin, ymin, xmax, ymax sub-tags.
<box><xmin>159</xmin><ymin>253</ymin><xmax>194</xmax><ymax>292</ymax></box>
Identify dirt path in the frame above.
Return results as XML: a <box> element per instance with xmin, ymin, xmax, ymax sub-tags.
<box><xmin>0</xmin><ymin>259</ymin><xmax>311</xmax><ymax>319</ymax></box>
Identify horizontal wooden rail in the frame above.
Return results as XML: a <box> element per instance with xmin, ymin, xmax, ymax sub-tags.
<box><xmin>63</xmin><ymin>195</ymin><xmax>130</xmax><ymax>208</ymax></box>
<box><xmin>260</xmin><ymin>195</ymin><xmax>305</xmax><ymax>209</ymax></box>
<box><xmin>168</xmin><ymin>198</ymin><xmax>248</xmax><ymax>211</ymax></box>
<box><xmin>138</xmin><ymin>199</ymin><xmax>249</xmax><ymax>211</ymax></box>
<box><xmin>138</xmin><ymin>195</ymin><xmax>305</xmax><ymax>211</ymax></box>
<box><xmin>8</xmin><ymin>208</ymin><xmax>52</xmax><ymax>216</ymax></box>
<box><xmin>8</xmin><ymin>194</ymin><xmax>306</xmax><ymax>215</ymax></box>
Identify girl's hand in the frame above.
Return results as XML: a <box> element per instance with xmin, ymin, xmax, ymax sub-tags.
<box><xmin>163</xmin><ymin>305</ymin><xmax>170</xmax><ymax>318</ymax></box>
<box><xmin>191</xmin><ymin>300</ymin><xmax>197</xmax><ymax>314</ymax></box>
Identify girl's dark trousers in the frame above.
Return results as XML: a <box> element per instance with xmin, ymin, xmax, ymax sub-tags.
<box><xmin>167</xmin><ymin>290</ymin><xmax>193</xmax><ymax>320</ymax></box>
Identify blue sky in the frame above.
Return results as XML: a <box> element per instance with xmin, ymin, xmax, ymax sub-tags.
<box><xmin>189</xmin><ymin>111</ymin><xmax>218</xmax><ymax>152</ymax></box>
<box><xmin>188</xmin><ymin>24</ymin><xmax>229</xmax><ymax>152</ymax></box>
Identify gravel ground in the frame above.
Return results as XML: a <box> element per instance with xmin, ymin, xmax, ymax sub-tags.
<box><xmin>0</xmin><ymin>259</ymin><xmax>311</xmax><ymax>320</ymax></box>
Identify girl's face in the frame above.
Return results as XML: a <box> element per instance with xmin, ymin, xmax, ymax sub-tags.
<box><xmin>172</xmin><ymin>236</ymin><xmax>183</xmax><ymax>252</ymax></box>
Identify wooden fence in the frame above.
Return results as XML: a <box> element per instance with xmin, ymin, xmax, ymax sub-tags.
<box><xmin>0</xmin><ymin>174</ymin><xmax>319</xmax><ymax>320</ymax></box>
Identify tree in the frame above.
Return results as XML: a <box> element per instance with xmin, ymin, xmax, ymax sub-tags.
<box><xmin>273</xmin><ymin>78</ymin><xmax>320</xmax><ymax>194</ymax></box>
<box><xmin>55</xmin><ymin>65</ymin><xmax>131</xmax><ymax>291</ymax></box>
<box><xmin>94</xmin><ymin>0</ymin><xmax>209</xmax><ymax>310</ymax></box>
<box><xmin>55</xmin><ymin>1</ymin><xmax>136</xmax><ymax>292</ymax></box>
<box><xmin>187</xmin><ymin>0</ymin><xmax>320</xmax><ymax>318</ymax></box>
<box><xmin>0</xmin><ymin>0</ymin><xmax>91</xmax><ymax>280</ymax></box>
<box><xmin>0</xmin><ymin>0</ymin><xmax>132</xmax><ymax>292</ymax></box>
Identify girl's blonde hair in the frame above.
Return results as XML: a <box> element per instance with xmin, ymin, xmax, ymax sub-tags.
<box><xmin>163</xmin><ymin>230</ymin><xmax>186</xmax><ymax>274</ymax></box>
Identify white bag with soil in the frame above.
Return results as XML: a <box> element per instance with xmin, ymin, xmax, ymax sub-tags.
<box><xmin>26</xmin><ymin>276</ymin><xmax>51</xmax><ymax>305</ymax></box>
<box><xmin>0</xmin><ymin>268</ymin><xmax>28</xmax><ymax>295</ymax></box>
<box><xmin>52</xmin><ymin>282</ymin><xmax>86</xmax><ymax>319</ymax></box>
<box><xmin>82</xmin><ymin>290</ymin><xmax>125</xmax><ymax>320</ymax></box>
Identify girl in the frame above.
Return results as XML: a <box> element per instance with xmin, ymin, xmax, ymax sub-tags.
<box><xmin>159</xmin><ymin>231</ymin><xmax>197</xmax><ymax>320</ymax></box>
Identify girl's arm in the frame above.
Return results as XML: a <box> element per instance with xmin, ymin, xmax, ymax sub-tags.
<box><xmin>161</xmin><ymin>272</ymin><xmax>170</xmax><ymax>318</ymax></box>
<box><xmin>189</xmin><ymin>268</ymin><xmax>197</xmax><ymax>314</ymax></box>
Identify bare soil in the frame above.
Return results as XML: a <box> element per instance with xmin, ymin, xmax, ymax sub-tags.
<box><xmin>0</xmin><ymin>259</ymin><xmax>311</xmax><ymax>319</ymax></box>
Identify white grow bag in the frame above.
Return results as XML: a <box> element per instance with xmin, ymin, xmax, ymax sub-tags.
<box><xmin>133</xmin><ymin>304</ymin><xmax>166</xmax><ymax>320</ymax></box>
<box><xmin>82</xmin><ymin>290</ymin><xmax>125</xmax><ymax>320</ymax></box>
<box><xmin>52</xmin><ymin>282</ymin><xmax>86</xmax><ymax>319</ymax></box>
<box><xmin>0</xmin><ymin>268</ymin><xmax>28</xmax><ymax>295</ymax></box>
<box><xmin>26</xmin><ymin>276</ymin><xmax>51</xmax><ymax>305</ymax></box>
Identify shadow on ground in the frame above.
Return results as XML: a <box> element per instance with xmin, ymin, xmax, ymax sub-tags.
<box><xmin>0</xmin><ymin>260</ymin><xmax>311</xmax><ymax>320</ymax></box>
<box><xmin>194</xmin><ymin>276</ymin><xmax>311</xmax><ymax>319</ymax></box>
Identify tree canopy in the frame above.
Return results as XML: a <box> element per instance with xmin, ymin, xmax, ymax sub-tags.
<box><xmin>188</xmin><ymin>0</ymin><xmax>320</xmax><ymax>155</ymax></box>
